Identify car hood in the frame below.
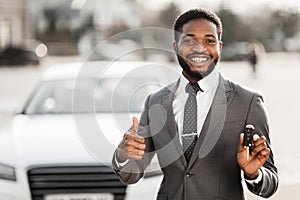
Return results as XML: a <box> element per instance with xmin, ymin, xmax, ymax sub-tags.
<box><xmin>0</xmin><ymin>113</ymin><xmax>137</xmax><ymax>169</ymax></box>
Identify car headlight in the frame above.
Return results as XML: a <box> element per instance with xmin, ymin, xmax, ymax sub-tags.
<box><xmin>0</xmin><ymin>163</ymin><xmax>16</xmax><ymax>181</ymax></box>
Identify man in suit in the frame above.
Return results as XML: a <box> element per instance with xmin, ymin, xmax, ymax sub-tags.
<box><xmin>112</xmin><ymin>8</ymin><xmax>278</xmax><ymax>200</ymax></box>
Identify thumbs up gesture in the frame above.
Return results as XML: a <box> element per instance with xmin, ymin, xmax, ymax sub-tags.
<box><xmin>116</xmin><ymin>117</ymin><xmax>146</xmax><ymax>162</ymax></box>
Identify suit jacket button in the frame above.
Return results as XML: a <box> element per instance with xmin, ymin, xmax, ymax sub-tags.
<box><xmin>186</xmin><ymin>173</ymin><xmax>190</xmax><ymax>178</ymax></box>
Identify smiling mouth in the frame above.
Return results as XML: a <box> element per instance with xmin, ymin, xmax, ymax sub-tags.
<box><xmin>188</xmin><ymin>55</ymin><xmax>211</xmax><ymax>63</ymax></box>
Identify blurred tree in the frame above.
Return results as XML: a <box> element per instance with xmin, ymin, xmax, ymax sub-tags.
<box><xmin>36</xmin><ymin>7</ymin><xmax>80</xmax><ymax>55</ymax></box>
<box><xmin>106</xmin><ymin>22</ymin><xmax>130</xmax><ymax>37</ymax></box>
<box><xmin>217</xmin><ymin>8</ymin><xmax>251</xmax><ymax>45</ymax></box>
<box><xmin>158</xmin><ymin>2</ymin><xmax>181</xmax><ymax>28</ymax></box>
<box><xmin>266</xmin><ymin>10</ymin><xmax>300</xmax><ymax>51</ymax></box>
<box><xmin>280</xmin><ymin>11</ymin><xmax>299</xmax><ymax>38</ymax></box>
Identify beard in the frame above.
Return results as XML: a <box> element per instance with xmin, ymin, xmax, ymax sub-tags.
<box><xmin>176</xmin><ymin>53</ymin><xmax>219</xmax><ymax>80</ymax></box>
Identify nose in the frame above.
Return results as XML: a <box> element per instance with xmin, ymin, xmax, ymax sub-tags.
<box><xmin>191</xmin><ymin>41</ymin><xmax>207</xmax><ymax>52</ymax></box>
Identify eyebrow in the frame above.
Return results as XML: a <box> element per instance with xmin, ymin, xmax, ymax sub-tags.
<box><xmin>183</xmin><ymin>33</ymin><xmax>217</xmax><ymax>39</ymax></box>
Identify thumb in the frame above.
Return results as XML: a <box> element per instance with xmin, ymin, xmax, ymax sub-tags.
<box><xmin>240</xmin><ymin>133</ymin><xmax>244</xmax><ymax>145</ymax></box>
<box><xmin>238</xmin><ymin>133</ymin><xmax>245</xmax><ymax>152</ymax></box>
<box><xmin>131</xmin><ymin>116</ymin><xmax>139</xmax><ymax>134</ymax></box>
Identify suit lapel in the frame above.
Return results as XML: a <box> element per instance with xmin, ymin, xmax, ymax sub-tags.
<box><xmin>161</xmin><ymin>79</ymin><xmax>187</xmax><ymax>166</ymax></box>
<box><xmin>162</xmin><ymin>79</ymin><xmax>179</xmax><ymax>137</ymax></box>
<box><xmin>187</xmin><ymin>75</ymin><xmax>234</xmax><ymax>168</ymax></box>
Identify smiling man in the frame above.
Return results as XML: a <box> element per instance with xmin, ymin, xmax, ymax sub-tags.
<box><xmin>113</xmin><ymin>8</ymin><xmax>278</xmax><ymax>200</ymax></box>
<box><xmin>174</xmin><ymin>15</ymin><xmax>223</xmax><ymax>82</ymax></box>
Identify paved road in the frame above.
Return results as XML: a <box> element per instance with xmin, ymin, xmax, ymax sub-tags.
<box><xmin>0</xmin><ymin>53</ymin><xmax>299</xmax><ymax>199</ymax></box>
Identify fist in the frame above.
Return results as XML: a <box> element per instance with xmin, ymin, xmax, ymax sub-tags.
<box><xmin>116</xmin><ymin>117</ymin><xmax>146</xmax><ymax>161</ymax></box>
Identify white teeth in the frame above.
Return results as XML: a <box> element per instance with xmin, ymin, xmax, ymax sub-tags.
<box><xmin>191</xmin><ymin>57</ymin><xmax>208</xmax><ymax>63</ymax></box>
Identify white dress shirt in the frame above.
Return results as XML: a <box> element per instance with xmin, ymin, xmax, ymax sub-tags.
<box><xmin>115</xmin><ymin>68</ymin><xmax>219</xmax><ymax>167</ymax></box>
<box><xmin>173</xmin><ymin>68</ymin><xmax>219</xmax><ymax>143</ymax></box>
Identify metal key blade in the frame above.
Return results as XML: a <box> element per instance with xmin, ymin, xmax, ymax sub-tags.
<box><xmin>246</xmin><ymin>147</ymin><xmax>249</xmax><ymax>160</ymax></box>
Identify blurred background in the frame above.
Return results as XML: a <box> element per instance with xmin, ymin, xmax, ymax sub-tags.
<box><xmin>0</xmin><ymin>0</ymin><xmax>299</xmax><ymax>59</ymax></box>
<box><xmin>0</xmin><ymin>0</ymin><xmax>299</xmax><ymax>199</ymax></box>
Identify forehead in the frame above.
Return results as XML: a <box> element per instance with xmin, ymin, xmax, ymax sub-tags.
<box><xmin>181</xmin><ymin>19</ymin><xmax>218</xmax><ymax>36</ymax></box>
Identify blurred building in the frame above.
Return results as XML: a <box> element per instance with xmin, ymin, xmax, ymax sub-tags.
<box><xmin>28</xmin><ymin>0</ymin><xmax>142</xmax><ymax>55</ymax></box>
<box><xmin>0</xmin><ymin>0</ymin><xmax>31</xmax><ymax>48</ymax></box>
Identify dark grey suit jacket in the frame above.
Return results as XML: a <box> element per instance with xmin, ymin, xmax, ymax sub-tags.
<box><xmin>112</xmin><ymin>75</ymin><xmax>278</xmax><ymax>200</ymax></box>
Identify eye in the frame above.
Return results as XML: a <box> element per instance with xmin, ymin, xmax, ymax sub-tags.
<box><xmin>206</xmin><ymin>39</ymin><xmax>216</xmax><ymax>44</ymax></box>
<box><xmin>182</xmin><ymin>38</ymin><xmax>194</xmax><ymax>45</ymax></box>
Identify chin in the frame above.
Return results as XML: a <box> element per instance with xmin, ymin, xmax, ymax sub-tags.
<box><xmin>191</xmin><ymin>64</ymin><xmax>209</xmax><ymax>72</ymax></box>
<box><xmin>191</xmin><ymin>62</ymin><xmax>215</xmax><ymax>77</ymax></box>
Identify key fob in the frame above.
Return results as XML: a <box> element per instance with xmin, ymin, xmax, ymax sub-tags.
<box><xmin>243</xmin><ymin>124</ymin><xmax>255</xmax><ymax>147</ymax></box>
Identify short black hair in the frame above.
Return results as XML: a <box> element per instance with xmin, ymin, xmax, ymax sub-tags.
<box><xmin>173</xmin><ymin>8</ymin><xmax>223</xmax><ymax>42</ymax></box>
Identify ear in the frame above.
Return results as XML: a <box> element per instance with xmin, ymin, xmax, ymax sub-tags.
<box><xmin>173</xmin><ymin>41</ymin><xmax>178</xmax><ymax>53</ymax></box>
<box><xmin>219</xmin><ymin>41</ymin><xmax>223</xmax><ymax>52</ymax></box>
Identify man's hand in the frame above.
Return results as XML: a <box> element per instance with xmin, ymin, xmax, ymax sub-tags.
<box><xmin>116</xmin><ymin>117</ymin><xmax>146</xmax><ymax>162</ymax></box>
<box><xmin>237</xmin><ymin>133</ymin><xmax>270</xmax><ymax>179</ymax></box>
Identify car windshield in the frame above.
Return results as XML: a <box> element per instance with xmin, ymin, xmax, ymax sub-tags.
<box><xmin>24</xmin><ymin>77</ymin><xmax>161</xmax><ymax>114</ymax></box>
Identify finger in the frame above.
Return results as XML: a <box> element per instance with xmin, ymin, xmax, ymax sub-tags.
<box><xmin>238</xmin><ymin>133</ymin><xmax>247</xmax><ymax>153</ymax></box>
<box><xmin>126</xmin><ymin>140</ymin><xmax>146</xmax><ymax>150</ymax></box>
<box><xmin>252</xmin><ymin>134</ymin><xmax>260</xmax><ymax>142</ymax></box>
<box><xmin>240</xmin><ymin>133</ymin><xmax>244</xmax><ymax>145</ymax></box>
<box><xmin>253</xmin><ymin>136</ymin><xmax>267</xmax><ymax>146</ymax></box>
<box><xmin>126</xmin><ymin>133</ymin><xmax>145</xmax><ymax>144</ymax></box>
<box><xmin>126</xmin><ymin>144</ymin><xmax>145</xmax><ymax>160</ymax></box>
<box><xmin>257</xmin><ymin>148</ymin><xmax>270</xmax><ymax>162</ymax></box>
<box><xmin>251</xmin><ymin>142</ymin><xmax>268</xmax><ymax>156</ymax></box>
<box><xmin>238</xmin><ymin>133</ymin><xmax>246</xmax><ymax>152</ymax></box>
<box><xmin>260</xmin><ymin>148</ymin><xmax>270</xmax><ymax>158</ymax></box>
<box><xmin>126</xmin><ymin>145</ymin><xmax>145</xmax><ymax>156</ymax></box>
<box><xmin>131</xmin><ymin>116</ymin><xmax>139</xmax><ymax>134</ymax></box>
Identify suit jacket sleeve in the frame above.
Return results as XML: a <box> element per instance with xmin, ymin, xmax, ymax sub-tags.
<box><xmin>244</xmin><ymin>93</ymin><xmax>279</xmax><ymax>198</ymax></box>
<box><xmin>112</xmin><ymin>94</ymin><xmax>156</xmax><ymax>184</ymax></box>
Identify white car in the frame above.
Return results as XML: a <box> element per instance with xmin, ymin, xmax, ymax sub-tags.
<box><xmin>0</xmin><ymin>61</ymin><xmax>178</xmax><ymax>200</ymax></box>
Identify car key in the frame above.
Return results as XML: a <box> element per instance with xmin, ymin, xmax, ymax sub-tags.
<box><xmin>243</xmin><ymin>124</ymin><xmax>255</xmax><ymax>160</ymax></box>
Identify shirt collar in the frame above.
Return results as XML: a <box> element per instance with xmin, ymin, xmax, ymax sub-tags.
<box><xmin>179</xmin><ymin>67</ymin><xmax>219</xmax><ymax>93</ymax></box>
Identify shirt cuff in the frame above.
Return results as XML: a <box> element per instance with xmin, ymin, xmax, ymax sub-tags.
<box><xmin>244</xmin><ymin>169</ymin><xmax>263</xmax><ymax>185</ymax></box>
<box><xmin>114</xmin><ymin>153</ymin><xmax>129</xmax><ymax>168</ymax></box>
